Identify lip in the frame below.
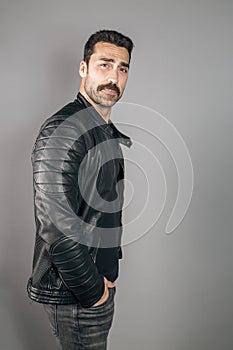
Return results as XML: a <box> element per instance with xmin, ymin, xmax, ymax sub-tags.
<box><xmin>102</xmin><ymin>88</ymin><xmax>118</xmax><ymax>95</ymax></box>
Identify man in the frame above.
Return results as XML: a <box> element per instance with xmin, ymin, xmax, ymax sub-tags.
<box><xmin>27</xmin><ymin>30</ymin><xmax>134</xmax><ymax>349</ymax></box>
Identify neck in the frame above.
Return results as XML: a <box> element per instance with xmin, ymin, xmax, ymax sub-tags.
<box><xmin>79</xmin><ymin>88</ymin><xmax>111</xmax><ymax>123</ymax></box>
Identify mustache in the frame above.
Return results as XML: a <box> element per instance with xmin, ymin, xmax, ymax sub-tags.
<box><xmin>97</xmin><ymin>83</ymin><xmax>120</xmax><ymax>96</ymax></box>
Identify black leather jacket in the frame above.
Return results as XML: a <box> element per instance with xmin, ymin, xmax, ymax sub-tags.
<box><xmin>27</xmin><ymin>93</ymin><xmax>132</xmax><ymax>307</ymax></box>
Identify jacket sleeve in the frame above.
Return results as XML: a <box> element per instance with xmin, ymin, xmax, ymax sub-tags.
<box><xmin>32</xmin><ymin>115</ymin><xmax>104</xmax><ymax>307</ymax></box>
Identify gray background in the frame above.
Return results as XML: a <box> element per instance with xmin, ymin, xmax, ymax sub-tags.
<box><xmin>0</xmin><ymin>0</ymin><xmax>232</xmax><ymax>349</ymax></box>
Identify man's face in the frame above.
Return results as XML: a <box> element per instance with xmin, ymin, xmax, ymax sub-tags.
<box><xmin>80</xmin><ymin>42</ymin><xmax>130</xmax><ymax>107</ymax></box>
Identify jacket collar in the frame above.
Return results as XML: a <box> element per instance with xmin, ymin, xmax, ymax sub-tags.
<box><xmin>76</xmin><ymin>92</ymin><xmax>132</xmax><ymax>148</ymax></box>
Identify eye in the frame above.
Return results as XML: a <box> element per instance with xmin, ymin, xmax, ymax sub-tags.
<box><xmin>120</xmin><ymin>67</ymin><xmax>128</xmax><ymax>73</ymax></box>
<box><xmin>100</xmin><ymin>63</ymin><xmax>109</xmax><ymax>68</ymax></box>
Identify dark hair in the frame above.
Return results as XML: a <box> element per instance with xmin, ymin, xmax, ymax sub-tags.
<box><xmin>83</xmin><ymin>29</ymin><xmax>134</xmax><ymax>65</ymax></box>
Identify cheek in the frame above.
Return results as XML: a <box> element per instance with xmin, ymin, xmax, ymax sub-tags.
<box><xmin>119</xmin><ymin>76</ymin><xmax>128</xmax><ymax>90</ymax></box>
<box><xmin>90</xmin><ymin>71</ymin><xmax>108</xmax><ymax>87</ymax></box>
<box><xmin>91</xmin><ymin>67</ymin><xmax>107</xmax><ymax>80</ymax></box>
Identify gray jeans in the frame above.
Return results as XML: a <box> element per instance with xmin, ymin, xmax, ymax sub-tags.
<box><xmin>43</xmin><ymin>287</ymin><xmax>115</xmax><ymax>350</ymax></box>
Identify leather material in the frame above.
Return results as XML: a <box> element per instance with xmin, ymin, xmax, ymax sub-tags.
<box><xmin>27</xmin><ymin>93</ymin><xmax>132</xmax><ymax>307</ymax></box>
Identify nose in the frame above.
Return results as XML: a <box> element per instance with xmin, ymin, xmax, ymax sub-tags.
<box><xmin>108</xmin><ymin>69</ymin><xmax>118</xmax><ymax>85</ymax></box>
<box><xmin>108</xmin><ymin>78</ymin><xmax>117</xmax><ymax>84</ymax></box>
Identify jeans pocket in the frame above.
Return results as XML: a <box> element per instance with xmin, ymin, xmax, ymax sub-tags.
<box><xmin>90</xmin><ymin>287</ymin><xmax>115</xmax><ymax>310</ymax></box>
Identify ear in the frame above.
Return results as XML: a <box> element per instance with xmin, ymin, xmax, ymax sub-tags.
<box><xmin>79</xmin><ymin>61</ymin><xmax>87</xmax><ymax>78</ymax></box>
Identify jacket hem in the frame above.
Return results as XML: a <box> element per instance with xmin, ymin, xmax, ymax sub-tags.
<box><xmin>27</xmin><ymin>279</ymin><xmax>77</xmax><ymax>305</ymax></box>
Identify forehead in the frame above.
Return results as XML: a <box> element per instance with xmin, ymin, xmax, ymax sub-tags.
<box><xmin>91</xmin><ymin>42</ymin><xmax>129</xmax><ymax>63</ymax></box>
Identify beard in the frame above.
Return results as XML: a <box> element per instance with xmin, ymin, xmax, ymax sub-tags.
<box><xmin>84</xmin><ymin>80</ymin><xmax>122</xmax><ymax>107</ymax></box>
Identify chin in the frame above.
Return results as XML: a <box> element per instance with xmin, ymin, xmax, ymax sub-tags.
<box><xmin>101</xmin><ymin>98</ymin><xmax>119</xmax><ymax>107</ymax></box>
<box><xmin>100</xmin><ymin>101</ymin><xmax>116</xmax><ymax>108</ymax></box>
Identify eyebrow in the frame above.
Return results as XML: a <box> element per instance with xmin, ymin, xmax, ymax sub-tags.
<box><xmin>98</xmin><ymin>57</ymin><xmax>130</xmax><ymax>68</ymax></box>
